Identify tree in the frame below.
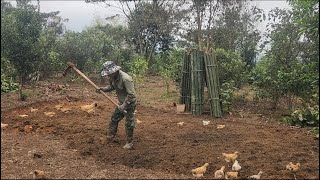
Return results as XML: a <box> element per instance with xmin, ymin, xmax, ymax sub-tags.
<box><xmin>86</xmin><ymin>0</ymin><xmax>185</xmax><ymax>69</ymax></box>
<box><xmin>36</xmin><ymin>11</ymin><xmax>66</xmax><ymax>79</ymax></box>
<box><xmin>155</xmin><ymin>48</ymin><xmax>183</xmax><ymax>94</ymax></box>
<box><xmin>1</xmin><ymin>1</ymin><xmax>42</xmax><ymax>100</ymax></box>
<box><xmin>253</xmin><ymin>5</ymin><xmax>319</xmax><ymax>110</ymax></box>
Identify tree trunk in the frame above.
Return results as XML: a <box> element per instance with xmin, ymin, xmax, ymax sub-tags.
<box><xmin>196</xmin><ymin>6</ymin><xmax>202</xmax><ymax>50</ymax></box>
<box><xmin>19</xmin><ymin>76</ymin><xmax>23</xmax><ymax>101</ymax></box>
<box><xmin>165</xmin><ymin>80</ymin><xmax>169</xmax><ymax>95</ymax></box>
<box><xmin>288</xmin><ymin>92</ymin><xmax>294</xmax><ymax>111</ymax></box>
<box><xmin>272</xmin><ymin>93</ymin><xmax>279</xmax><ymax>110</ymax></box>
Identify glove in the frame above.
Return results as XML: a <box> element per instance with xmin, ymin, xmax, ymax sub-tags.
<box><xmin>118</xmin><ymin>102</ymin><xmax>128</xmax><ymax>113</ymax></box>
<box><xmin>96</xmin><ymin>87</ymin><xmax>103</xmax><ymax>93</ymax></box>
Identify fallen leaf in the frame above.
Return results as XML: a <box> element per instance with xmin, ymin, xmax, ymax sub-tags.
<box><xmin>54</xmin><ymin>104</ymin><xmax>63</xmax><ymax>110</ymax></box>
<box><xmin>30</xmin><ymin>107</ymin><xmax>38</xmax><ymax>112</ymax></box>
<box><xmin>44</xmin><ymin>112</ymin><xmax>56</xmax><ymax>117</ymax></box>
<box><xmin>217</xmin><ymin>124</ymin><xmax>225</xmax><ymax>129</ymax></box>
<box><xmin>1</xmin><ymin>123</ymin><xmax>8</xmax><ymax>129</ymax></box>
<box><xmin>60</xmin><ymin>107</ymin><xmax>72</xmax><ymax>113</ymax></box>
<box><xmin>136</xmin><ymin>119</ymin><xmax>142</xmax><ymax>124</ymax></box>
<box><xmin>18</xmin><ymin>114</ymin><xmax>29</xmax><ymax>118</ymax></box>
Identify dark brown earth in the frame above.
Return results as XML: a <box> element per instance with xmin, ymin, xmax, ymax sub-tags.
<box><xmin>1</xmin><ymin>76</ymin><xmax>319</xmax><ymax>179</ymax></box>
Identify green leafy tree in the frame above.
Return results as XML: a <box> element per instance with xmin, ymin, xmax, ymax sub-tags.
<box><xmin>36</xmin><ymin>11</ymin><xmax>66</xmax><ymax>79</ymax></box>
<box><xmin>254</xmin><ymin>6</ymin><xmax>319</xmax><ymax>110</ymax></box>
<box><xmin>127</xmin><ymin>54</ymin><xmax>148</xmax><ymax>95</ymax></box>
<box><xmin>215</xmin><ymin>48</ymin><xmax>248</xmax><ymax>88</ymax></box>
<box><xmin>155</xmin><ymin>48</ymin><xmax>183</xmax><ymax>94</ymax></box>
<box><xmin>1</xmin><ymin>1</ymin><xmax>42</xmax><ymax>100</ymax></box>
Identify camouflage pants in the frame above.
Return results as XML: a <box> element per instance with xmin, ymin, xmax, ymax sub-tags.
<box><xmin>108</xmin><ymin>102</ymin><xmax>136</xmax><ymax>143</ymax></box>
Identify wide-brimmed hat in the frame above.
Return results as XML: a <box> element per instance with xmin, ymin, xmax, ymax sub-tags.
<box><xmin>101</xmin><ymin>61</ymin><xmax>121</xmax><ymax>77</ymax></box>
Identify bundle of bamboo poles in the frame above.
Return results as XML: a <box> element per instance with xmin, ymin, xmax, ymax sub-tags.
<box><xmin>180</xmin><ymin>49</ymin><xmax>222</xmax><ymax>117</ymax></box>
<box><xmin>204</xmin><ymin>52</ymin><xmax>222</xmax><ymax>117</ymax></box>
<box><xmin>180</xmin><ymin>51</ymin><xmax>191</xmax><ymax>112</ymax></box>
<box><xmin>190</xmin><ymin>49</ymin><xmax>204</xmax><ymax>115</ymax></box>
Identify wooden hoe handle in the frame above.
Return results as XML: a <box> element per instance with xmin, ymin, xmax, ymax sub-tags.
<box><xmin>64</xmin><ymin>62</ymin><xmax>120</xmax><ymax>108</ymax></box>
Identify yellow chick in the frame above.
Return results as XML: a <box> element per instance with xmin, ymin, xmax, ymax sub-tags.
<box><xmin>222</xmin><ymin>151</ymin><xmax>239</xmax><ymax>162</ymax></box>
<box><xmin>44</xmin><ymin>112</ymin><xmax>56</xmax><ymax>117</ymax></box>
<box><xmin>214</xmin><ymin>166</ymin><xmax>225</xmax><ymax>179</ymax></box>
<box><xmin>286</xmin><ymin>162</ymin><xmax>300</xmax><ymax>173</ymax></box>
<box><xmin>248</xmin><ymin>171</ymin><xmax>263</xmax><ymax>179</ymax></box>
<box><xmin>30</xmin><ymin>107</ymin><xmax>38</xmax><ymax>112</ymax></box>
<box><xmin>80</xmin><ymin>102</ymin><xmax>97</xmax><ymax>113</ymax></box>
<box><xmin>202</xmin><ymin>120</ymin><xmax>210</xmax><ymax>126</ymax></box>
<box><xmin>232</xmin><ymin>160</ymin><xmax>241</xmax><ymax>171</ymax></box>
<box><xmin>191</xmin><ymin>163</ymin><xmax>209</xmax><ymax>178</ymax></box>
<box><xmin>225</xmin><ymin>171</ymin><xmax>238</xmax><ymax>179</ymax></box>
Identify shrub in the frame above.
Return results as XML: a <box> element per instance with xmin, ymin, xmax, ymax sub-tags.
<box><xmin>284</xmin><ymin>105</ymin><xmax>319</xmax><ymax>128</ymax></box>
<box><xmin>127</xmin><ymin>54</ymin><xmax>148</xmax><ymax>94</ymax></box>
<box><xmin>219</xmin><ymin>81</ymin><xmax>236</xmax><ymax>113</ymax></box>
<box><xmin>1</xmin><ymin>75</ymin><xmax>19</xmax><ymax>93</ymax></box>
<box><xmin>215</xmin><ymin>48</ymin><xmax>249</xmax><ymax>88</ymax></box>
<box><xmin>154</xmin><ymin>49</ymin><xmax>183</xmax><ymax>94</ymax></box>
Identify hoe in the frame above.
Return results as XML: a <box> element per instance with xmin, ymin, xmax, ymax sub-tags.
<box><xmin>63</xmin><ymin>62</ymin><xmax>124</xmax><ymax>112</ymax></box>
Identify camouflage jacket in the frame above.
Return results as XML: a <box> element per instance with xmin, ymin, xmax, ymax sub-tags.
<box><xmin>103</xmin><ymin>70</ymin><xmax>136</xmax><ymax>105</ymax></box>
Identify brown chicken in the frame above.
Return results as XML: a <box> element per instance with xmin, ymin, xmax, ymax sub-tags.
<box><xmin>225</xmin><ymin>171</ymin><xmax>238</xmax><ymax>179</ymax></box>
<box><xmin>222</xmin><ymin>151</ymin><xmax>239</xmax><ymax>162</ymax></box>
<box><xmin>214</xmin><ymin>166</ymin><xmax>225</xmax><ymax>179</ymax></box>
<box><xmin>191</xmin><ymin>163</ymin><xmax>209</xmax><ymax>178</ymax></box>
<box><xmin>80</xmin><ymin>102</ymin><xmax>97</xmax><ymax>114</ymax></box>
<box><xmin>286</xmin><ymin>162</ymin><xmax>300</xmax><ymax>173</ymax></box>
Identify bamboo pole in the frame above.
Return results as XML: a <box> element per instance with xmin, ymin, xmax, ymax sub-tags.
<box><xmin>211</xmin><ymin>53</ymin><xmax>222</xmax><ymax>117</ymax></box>
<box><xmin>186</xmin><ymin>52</ymin><xmax>191</xmax><ymax>111</ymax></box>
<box><xmin>191</xmin><ymin>49</ymin><xmax>196</xmax><ymax>115</ymax></box>
<box><xmin>204</xmin><ymin>53</ymin><xmax>213</xmax><ymax>116</ymax></box>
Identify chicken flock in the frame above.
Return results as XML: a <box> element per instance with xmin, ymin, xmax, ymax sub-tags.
<box><xmin>191</xmin><ymin>151</ymin><xmax>300</xmax><ymax>179</ymax></box>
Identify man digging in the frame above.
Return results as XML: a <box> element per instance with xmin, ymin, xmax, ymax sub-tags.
<box><xmin>97</xmin><ymin>61</ymin><xmax>137</xmax><ymax>149</ymax></box>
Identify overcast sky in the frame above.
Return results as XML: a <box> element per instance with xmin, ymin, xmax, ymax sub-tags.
<box><xmin>28</xmin><ymin>0</ymin><xmax>290</xmax><ymax>32</ymax></box>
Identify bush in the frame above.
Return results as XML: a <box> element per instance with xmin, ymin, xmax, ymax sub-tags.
<box><xmin>127</xmin><ymin>54</ymin><xmax>148</xmax><ymax>94</ymax></box>
<box><xmin>1</xmin><ymin>75</ymin><xmax>19</xmax><ymax>93</ymax></box>
<box><xmin>154</xmin><ymin>49</ymin><xmax>183</xmax><ymax>94</ymax></box>
<box><xmin>284</xmin><ymin>105</ymin><xmax>319</xmax><ymax>128</ymax></box>
<box><xmin>215</xmin><ymin>48</ymin><xmax>249</xmax><ymax>88</ymax></box>
<box><xmin>219</xmin><ymin>81</ymin><xmax>236</xmax><ymax>113</ymax></box>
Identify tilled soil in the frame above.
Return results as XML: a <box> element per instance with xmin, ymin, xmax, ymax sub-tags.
<box><xmin>1</xmin><ymin>78</ymin><xmax>319</xmax><ymax>179</ymax></box>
